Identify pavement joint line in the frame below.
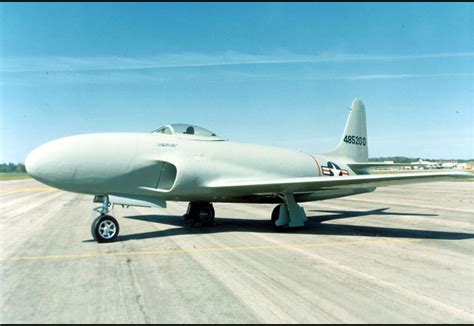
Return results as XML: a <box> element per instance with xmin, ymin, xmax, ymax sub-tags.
<box><xmin>0</xmin><ymin>238</ymin><xmax>419</xmax><ymax>262</ymax></box>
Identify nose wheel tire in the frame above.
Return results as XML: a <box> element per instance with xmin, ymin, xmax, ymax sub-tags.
<box><xmin>92</xmin><ymin>215</ymin><xmax>119</xmax><ymax>243</ymax></box>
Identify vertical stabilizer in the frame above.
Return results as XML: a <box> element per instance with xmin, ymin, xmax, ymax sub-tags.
<box><xmin>327</xmin><ymin>99</ymin><xmax>368</xmax><ymax>162</ymax></box>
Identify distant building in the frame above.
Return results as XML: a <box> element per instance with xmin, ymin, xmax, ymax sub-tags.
<box><xmin>456</xmin><ymin>163</ymin><xmax>469</xmax><ymax>170</ymax></box>
<box><xmin>410</xmin><ymin>159</ymin><xmax>440</xmax><ymax>170</ymax></box>
<box><xmin>441</xmin><ymin>162</ymin><xmax>457</xmax><ymax>169</ymax></box>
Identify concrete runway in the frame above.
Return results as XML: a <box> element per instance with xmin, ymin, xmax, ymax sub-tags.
<box><xmin>1</xmin><ymin>179</ymin><xmax>473</xmax><ymax>323</ymax></box>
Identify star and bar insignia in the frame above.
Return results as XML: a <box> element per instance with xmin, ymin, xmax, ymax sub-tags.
<box><xmin>321</xmin><ymin>161</ymin><xmax>349</xmax><ymax>176</ymax></box>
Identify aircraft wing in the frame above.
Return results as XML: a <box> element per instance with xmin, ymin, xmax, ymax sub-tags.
<box><xmin>347</xmin><ymin>162</ymin><xmax>437</xmax><ymax>174</ymax></box>
<box><xmin>206</xmin><ymin>171</ymin><xmax>472</xmax><ymax>195</ymax></box>
<box><xmin>347</xmin><ymin>162</ymin><xmax>429</xmax><ymax>169</ymax></box>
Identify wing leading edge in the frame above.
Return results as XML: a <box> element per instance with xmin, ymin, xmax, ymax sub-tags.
<box><xmin>206</xmin><ymin>171</ymin><xmax>472</xmax><ymax>196</ymax></box>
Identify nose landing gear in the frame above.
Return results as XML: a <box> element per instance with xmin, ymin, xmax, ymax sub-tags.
<box><xmin>91</xmin><ymin>195</ymin><xmax>120</xmax><ymax>243</ymax></box>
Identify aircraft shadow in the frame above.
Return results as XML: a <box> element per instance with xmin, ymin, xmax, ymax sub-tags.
<box><xmin>306</xmin><ymin>207</ymin><xmax>438</xmax><ymax>223</ymax></box>
<box><xmin>110</xmin><ymin>208</ymin><xmax>474</xmax><ymax>242</ymax></box>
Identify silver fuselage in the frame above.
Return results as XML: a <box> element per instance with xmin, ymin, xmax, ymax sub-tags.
<box><xmin>26</xmin><ymin>133</ymin><xmax>374</xmax><ymax>203</ymax></box>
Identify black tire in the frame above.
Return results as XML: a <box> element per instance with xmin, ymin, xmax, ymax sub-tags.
<box><xmin>197</xmin><ymin>203</ymin><xmax>215</xmax><ymax>225</ymax></box>
<box><xmin>92</xmin><ymin>215</ymin><xmax>119</xmax><ymax>243</ymax></box>
<box><xmin>184</xmin><ymin>202</ymin><xmax>199</xmax><ymax>220</ymax></box>
<box><xmin>271</xmin><ymin>204</ymin><xmax>281</xmax><ymax>223</ymax></box>
<box><xmin>271</xmin><ymin>204</ymin><xmax>287</xmax><ymax>232</ymax></box>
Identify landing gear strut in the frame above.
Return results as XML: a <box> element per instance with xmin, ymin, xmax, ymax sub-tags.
<box><xmin>91</xmin><ymin>195</ymin><xmax>120</xmax><ymax>243</ymax></box>
<box><xmin>184</xmin><ymin>202</ymin><xmax>215</xmax><ymax>225</ymax></box>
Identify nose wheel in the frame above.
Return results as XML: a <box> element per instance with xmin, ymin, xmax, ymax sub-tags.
<box><xmin>91</xmin><ymin>195</ymin><xmax>119</xmax><ymax>243</ymax></box>
<box><xmin>92</xmin><ymin>214</ymin><xmax>120</xmax><ymax>243</ymax></box>
<box><xmin>183</xmin><ymin>202</ymin><xmax>215</xmax><ymax>225</ymax></box>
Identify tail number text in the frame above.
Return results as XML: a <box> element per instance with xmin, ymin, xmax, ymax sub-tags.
<box><xmin>343</xmin><ymin>135</ymin><xmax>366</xmax><ymax>146</ymax></box>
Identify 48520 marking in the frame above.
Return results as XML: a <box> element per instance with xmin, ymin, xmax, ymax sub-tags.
<box><xmin>343</xmin><ymin>135</ymin><xmax>366</xmax><ymax>146</ymax></box>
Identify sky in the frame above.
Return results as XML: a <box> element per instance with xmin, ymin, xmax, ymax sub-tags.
<box><xmin>1</xmin><ymin>2</ymin><xmax>473</xmax><ymax>163</ymax></box>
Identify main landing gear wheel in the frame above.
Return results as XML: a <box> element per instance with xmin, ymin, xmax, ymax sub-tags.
<box><xmin>271</xmin><ymin>204</ymin><xmax>287</xmax><ymax>232</ymax></box>
<box><xmin>92</xmin><ymin>214</ymin><xmax>120</xmax><ymax>243</ymax></box>
<box><xmin>184</xmin><ymin>202</ymin><xmax>215</xmax><ymax>225</ymax></box>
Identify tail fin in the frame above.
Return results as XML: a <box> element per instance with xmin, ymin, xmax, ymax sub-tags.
<box><xmin>327</xmin><ymin>98</ymin><xmax>368</xmax><ymax>162</ymax></box>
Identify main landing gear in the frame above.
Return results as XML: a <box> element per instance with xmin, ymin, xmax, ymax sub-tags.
<box><xmin>271</xmin><ymin>194</ymin><xmax>307</xmax><ymax>231</ymax></box>
<box><xmin>91</xmin><ymin>195</ymin><xmax>120</xmax><ymax>243</ymax></box>
<box><xmin>89</xmin><ymin>195</ymin><xmax>303</xmax><ymax>241</ymax></box>
<box><xmin>183</xmin><ymin>202</ymin><xmax>215</xmax><ymax>225</ymax></box>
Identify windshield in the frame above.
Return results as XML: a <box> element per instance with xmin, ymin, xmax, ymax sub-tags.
<box><xmin>153</xmin><ymin>124</ymin><xmax>218</xmax><ymax>137</ymax></box>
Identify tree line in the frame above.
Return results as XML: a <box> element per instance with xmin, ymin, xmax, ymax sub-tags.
<box><xmin>0</xmin><ymin>163</ymin><xmax>27</xmax><ymax>173</ymax></box>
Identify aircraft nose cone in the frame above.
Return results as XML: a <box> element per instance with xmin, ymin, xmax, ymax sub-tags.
<box><xmin>25</xmin><ymin>142</ymin><xmax>54</xmax><ymax>182</ymax></box>
<box><xmin>25</xmin><ymin>134</ymin><xmax>126</xmax><ymax>193</ymax></box>
<box><xmin>26</xmin><ymin>137</ymin><xmax>79</xmax><ymax>189</ymax></box>
<box><xmin>25</xmin><ymin>133</ymin><xmax>140</xmax><ymax>194</ymax></box>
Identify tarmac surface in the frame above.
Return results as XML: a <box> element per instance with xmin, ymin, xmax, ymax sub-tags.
<box><xmin>1</xmin><ymin>178</ymin><xmax>473</xmax><ymax>323</ymax></box>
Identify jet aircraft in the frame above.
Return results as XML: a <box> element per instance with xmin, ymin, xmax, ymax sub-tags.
<box><xmin>25</xmin><ymin>99</ymin><xmax>472</xmax><ymax>242</ymax></box>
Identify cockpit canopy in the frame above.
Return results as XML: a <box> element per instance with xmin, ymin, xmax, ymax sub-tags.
<box><xmin>153</xmin><ymin>123</ymin><xmax>224</xmax><ymax>140</ymax></box>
